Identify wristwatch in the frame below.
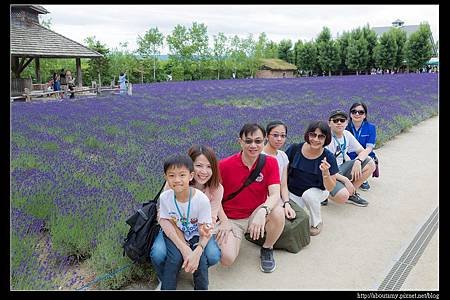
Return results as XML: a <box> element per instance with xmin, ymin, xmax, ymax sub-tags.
<box><xmin>356</xmin><ymin>158</ymin><xmax>363</xmax><ymax>163</ymax></box>
<box><xmin>282</xmin><ymin>201</ymin><xmax>290</xmax><ymax>208</ymax></box>
<box><xmin>261</xmin><ymin>205</ymin><xmax>271</xmax><ymax>216</ymax></box>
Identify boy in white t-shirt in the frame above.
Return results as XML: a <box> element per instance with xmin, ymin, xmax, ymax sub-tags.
<box><xmin>325</xmin><ymin>109</ymin><xmax>376</xmax><ymax>207</ymax></box>
<box><xmin>157</xmin><ymin>154</ymin><xmax>214</xmax><ymax>290</ymax></box>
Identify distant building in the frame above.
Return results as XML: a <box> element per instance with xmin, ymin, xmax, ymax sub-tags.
<box><xmin>372</xmin><ymin>19</ymin><xmax>437</xmax><ymax>56</ymax></box>
<box><xmin>255</xmin><ymin>59</ymin><xmax>297</xmax><ymax>79</ymax></box>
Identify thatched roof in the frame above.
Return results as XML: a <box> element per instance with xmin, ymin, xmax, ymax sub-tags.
<box><xmin>259</xmin><ymin>58</ymin><xmax>297</xmax><ymax>71</ymax></box>
<box><xmin>10</xmin><ymin>4</ymin><xmax>102</xmax><ymax>58</ymax></box>
<box><xmin>11</xmin><ymin>22</ymin><xmax>102</xmax><ymax>58</ymax></box>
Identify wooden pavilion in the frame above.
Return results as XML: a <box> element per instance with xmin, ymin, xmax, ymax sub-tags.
<box><xmin>10</xmin><ymin>4</ymin><xmax>102</xmax><ymax>95</ymax></box>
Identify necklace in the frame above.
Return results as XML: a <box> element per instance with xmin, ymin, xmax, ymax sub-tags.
<box><xmin>173</xmin><ymin>188</ymin><xmax>192</xmax><ymax>227</ymax></box>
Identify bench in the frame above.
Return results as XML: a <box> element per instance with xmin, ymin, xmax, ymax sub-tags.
<box><xmin>23</xmin><ymin>88</ymin><xmax>65</xmax><ymax>102</ymax></box>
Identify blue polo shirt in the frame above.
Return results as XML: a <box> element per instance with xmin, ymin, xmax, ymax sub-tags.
<box><xmin>346</xmin><ymin>120</ymin><xmax>376</xmax><ymax>160</ymax></box>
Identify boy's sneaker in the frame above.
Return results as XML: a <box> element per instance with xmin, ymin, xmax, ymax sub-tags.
<box><xmin>260</xmin><ymin>247</ymin><xmax>276</xmax><ymax>273</ymax></box>
<box><xmin>321</xmin><ymin>199</ymin><xmax>328</xmax><ymax>206</ymax></box>
<box><xmin>346</xmin><ymin>193</ymin><xmax>369</xmax><ymax>207</ymax></box>
<box><xmin>360</xmin><ymin>181</ymin><xmax>370</xmax><ymax>191</ymax></box>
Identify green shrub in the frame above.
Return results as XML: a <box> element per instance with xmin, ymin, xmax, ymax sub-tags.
<box><xmin>87</xmin><ymin>223</ymin><xmax>154</xmax><ymax>289</ymax></box>
<box><xmin>10</xmin><ymin>153</ymin><xmax>43</xmax><ymax>171</ymax></box>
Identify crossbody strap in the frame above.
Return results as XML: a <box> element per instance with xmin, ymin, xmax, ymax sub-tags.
<box><xmin>287</xmin><ymin>143</ymin><xmax>300</xmax><ymax>178</ymax></box>
<box><xmin>151</xmin><ymin>181</ymin><xmax>166</xmax><ymax>202</ymax></box>
<box><xmin>223</xmin><ymin>154</ymin><xmax>266</xmax><ymax>203</ymax></box>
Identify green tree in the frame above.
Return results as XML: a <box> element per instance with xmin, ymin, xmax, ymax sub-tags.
<box><xmin>297</xmin><ymin>41</ymin><xmax>317</xmax><ymax>76</ymax></box>
<box><xmin>241</xmin><ymin>34</ymin><xmax>257</xmax><ymax>77</ymax></box>
<box><xmin>390</xmin><ymin>27</ymin><xmax>407</xmax><ymax>72</ymax></box>
<box><xmin>264</xmin><ymin>41</ymin><xmax>278</xmax><ymax>58</ymax></box>
<box><xmin>293</xmin><ymin>39</ymin><xmax>303</xmax><ymax>71</ymax></box>
<box><xmin>346</xmin><ymin>28</ymin><xmax>369</xmax><ymax>75</ymax></box>
<box><xmin>212</xmin><ymin>32</ymin><xmax>228</xmax><ymax>80</ymax></box>
<box><xmin>84</xmin><ymin>36</ymin><xmax>110</xmax><ymax>86</ymax></box>
<box><xmin>373</xmin><ymin>31</ymin><xmax>397</xmax><ymax>72</ymax></box>
<box><xmin>316</xmin><ymin>27</ymin><xmax>339</xmax><ymax>76</ymax></box>
<box><xmin>278</xmin><ymin>39</ymin><xmax>294</xmax><ymax>64</ymax></box>
<box><xmin>405</xmin><ymin>23</ymin><xmax>433</xmax><ymax>71</ymax></box>
<box><xmin>336</xmin><ymin>31</ymin><xmax>351</xmax><ymax>75</ymax></box>
<box><xmin>189</xmin><ymin>22</ymin><xmax>209</xmax><ymax>80</ymax></box>
<box><xmin>166</xmin><ymin>24</ymin><xmax>193</xmax><ymax>80</ymax></box>
<box><xmin>137</xmin><ymin>27</ymin><xmax>164</xmax><ymax>82</ymax></box>
<box><xmin>362</xmin><ymin>25</ymin><xmax>378</xmax><ymax>74</ymax></box>
<box><xmin>227</xmin><ymin>35</ymin><xmax>245</xmax><ymax>77</ymax></box>
<box><xmin>109</xmin><ymin>42</ymin><xmax>139</xmax><ymax>84</ymax></box>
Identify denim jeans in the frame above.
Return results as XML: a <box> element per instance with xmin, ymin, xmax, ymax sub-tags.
<box><xmin>159</xmin><ymin>233</ymin><xmax>210</xmax><ymax>290</ymax></box>
<box><xmin>150</xmin><ymin>229</ymin><xmax>221</xmax><ymax>281</ymax></box>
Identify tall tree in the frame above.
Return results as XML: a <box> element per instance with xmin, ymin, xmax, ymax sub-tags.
<box><xmin>362</xmin><ymin>25</ymin><xmax>378</xmax><ymax>74</ymax></box>
<box><xmin>264</xmin><ymin>41</ymin><xmax>278</xmax><ymax>58</ymax></box>
<box><xmin>297</xmin><ymin>41</ymin><xmax>317</xmax><ymax>76</ymax></box>
<box><xmin>109</xmin><ymin>42</ymin><xmax>139</xmax><ymax>83</ymax></box>
<box><xmin>346</xmin><ymin>36</ymin><xmax>369</xmax><ymax>75</ymax></box>
<box><xmin>373</xmin><ymin>31</ymin><xmax>397</xmax><ymax>72</ymax></box>
<box><xmin>293</xmin><ymin>39</ymin><xmax>303</xmax><ymax>70</ymax></box>
<box><xmin>336</xmin><ymin>31</ymin><xmax>351</xmax><ymax>75</ymax></box>
<box><xmin>227</xmin><ymin>35</ymin><xmax>245</xmax><ymax>77</ymax></box>
<box><xmin>278</xmin><ymin>39</ymin><xmax>294</xmax><ymax>64</ymax></box>
<box><xmin>390</xmin><ymin>27</ymin><xmax>407</xmax><ymax>72</ymax></box>
<box><xmin>241</xmin><ymin>34</ymin><xmax>257</xmax><ymax>77</ymax></box>
<box><xmin>84</xmin><ymin>36</ymin><xmax>110</xmax><ymax>85</ymax></box>
<box><xmin>167</xmin><ymin>24</ymin><xmax>193</xmax><ymax>80</ymax></box>
<box><xmin>316</xmin><ymin>27</ymin><xmax>339</xmax><ymax>76</ymax></box>
<box><xmin>405</xmin><ymin>23</ymin><xmax>433</xmax><ymax>71</ymax></box>
<box><xmin>189</xmin><ymin>22</ymin><xmax>209</xmax><ymax>80</ymax></box>
<box><xmin>212</xmin><ymin>32</ymin><xmax>228</xmax><ymax>80</ymax></box>
<box><xmin>137</xmin><ymin>27</ymin><xmax>164</xmax><ymax>82</ymax></box>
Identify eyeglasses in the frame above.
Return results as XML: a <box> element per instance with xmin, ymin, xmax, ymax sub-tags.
<box><xmin>351</xmin><ymin>110</ymin><xmax>365</xmax><ymax>115</ymax></box>
<box><xmin>331</xmin><ymin>118</ymin><xmax>347</xmax><ymax>124</ymax></box>
<box><xmin>268</xmin><ymin>133</ymin><xmax>287</xmax><ymax>139</ymax></box>
<box><xmin>242</xmin><ymin>138</ymin><xmax>264</xmax><ymax>145</ymax></box>
<box><xmin>308</xmin><ymin>132</ymin><xmax>326</xmax><ymax>140</ymax></box>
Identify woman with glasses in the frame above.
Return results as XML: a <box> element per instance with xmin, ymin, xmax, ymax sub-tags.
<box><xmin>346</xmin><ymin>102</ymin><xmax>378</xmax><ymax>191</ymax></box>
<box><xmin>262</xmin><ymin>121</ymin><xmax>297</xmax><ymax>219</ymax></box>
<box><xmin>284</xmin><ymin>121</ymin><xmax>339</xmax><ymax>236</ymax></box>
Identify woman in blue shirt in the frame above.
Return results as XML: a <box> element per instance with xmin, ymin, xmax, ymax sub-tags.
<box><xmin>346</xmin><ymin>102</ymin><xmax>378</xmax><ymax>191</ymax></box>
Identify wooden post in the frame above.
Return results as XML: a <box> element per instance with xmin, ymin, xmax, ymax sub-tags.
<box><xmin>76</xmin><ymin>58</ymin><xmax>82</xmax><ymax>87</ymax></box>
<box><xmin>24</xmin><ymin>88</ymin><xmax>31</xmax><ymax>102</ymax></box>
<box><xmin>35</xmin><ymin>58</ymin><xmax>41</xmax><ymax>83</ymax></box>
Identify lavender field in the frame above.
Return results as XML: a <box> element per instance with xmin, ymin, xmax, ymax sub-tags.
<box><xmin>10</xmin><ymin>73</ymin><xmax>438</xmax><ymax>289</ymax></box>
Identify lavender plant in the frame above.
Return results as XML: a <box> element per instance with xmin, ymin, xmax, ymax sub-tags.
<box><xmin>10</xmin><ymin>73</ymin><xmax>438</xmax><ymax>289</ymax></box>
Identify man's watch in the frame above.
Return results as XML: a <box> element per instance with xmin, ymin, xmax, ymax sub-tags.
<box><xmin>282</xmin><ymin>201</ymin><xmax>290</xmax><ymax>208</ymax></box>
<box><xmin>356</xmin><ymin>158</ymin><xmax>363</xmax><ymax>163</ymax></box>
<box><xmin>261</xmin><ymin>205</ymin><xmax>271</xmax><ymax>216</ymax></box>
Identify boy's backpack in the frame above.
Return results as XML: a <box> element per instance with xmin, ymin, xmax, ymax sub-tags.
<box><xmin>122</xmin><ymin>182</ymin><xmax>165</xmax><ymax>263</ymax></box>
